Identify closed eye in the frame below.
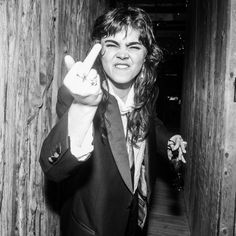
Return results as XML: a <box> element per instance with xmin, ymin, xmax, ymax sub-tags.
<box><xmin>129</xmin><ymin>46</ymin><xmax>141</xmax><ymax>50</ymax></box>
<box><xmin>105</xmin><ymin>44</ymin><xmax>117</xmax><ymax>48</ymax></box>
<box><xmin>127</xmin><ymin>42</ymin><xmax>142</xmax><ymax>50</ymax></box>
<box><xmin>104</xmin><ymin>40</ymin><xmax>119</xmax><ymax>48</ymax></box>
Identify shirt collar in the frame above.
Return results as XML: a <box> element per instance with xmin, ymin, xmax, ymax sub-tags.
<box><xmin>106</xmin><ymin>80</ymin><xmax>135</xmax><ymax>115</ymax></box>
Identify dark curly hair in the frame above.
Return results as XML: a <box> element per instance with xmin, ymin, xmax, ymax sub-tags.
<box><xmin>91</xmin><ymin>7</ymin><xmax>163</xmax><ymax>143</ymax></box>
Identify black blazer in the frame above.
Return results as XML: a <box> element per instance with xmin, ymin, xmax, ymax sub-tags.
<box><xmin>39</xmin><ymin>85</ymin><xmax>172</xmax><ymax>236</ymax></box>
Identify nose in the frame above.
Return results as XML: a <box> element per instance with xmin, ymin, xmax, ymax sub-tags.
<box><xmin>116</xmin><ymin>48</ymin><xmax>129</xmax><ymax>60</ymax></box>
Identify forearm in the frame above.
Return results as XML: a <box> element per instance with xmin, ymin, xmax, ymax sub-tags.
<box><xmin>39</xmin><ymin>102</ymin><xmax>97</xmax><ymax>182</ymax></box>
<box><xmin>68</xmin><ymin>102</ymin><xmax>97</xmax><ymax>151</ymax></box>
<box><xmin>154</xmin><ymin>116</ymin><xmax>173</xmax><ymax>158</ymax></box>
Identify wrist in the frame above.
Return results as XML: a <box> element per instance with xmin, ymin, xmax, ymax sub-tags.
<box><xmin>68</xmin><ymin>102</ymin><xmax>97</xmax><ymax>147</ymax></box>
<box><xmin>68</xmin><ymin>102</ymin><xmax>98</xmax><ymax>122</ymax></box>
<box><xmin>72</xmin><ymin>90</ymin><xmax>103</xmax><ymax>106</ymax></box>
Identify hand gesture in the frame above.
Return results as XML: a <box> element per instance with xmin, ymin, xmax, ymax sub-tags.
<box><xmin>167</xmin><ymin>135</ymin><xmax>187</xmax><ymax>163</ymax></box>
<box><xmin>63</xmin><ymin>43</ymin><xmax>103</xmax><ymax>106</ymax></box>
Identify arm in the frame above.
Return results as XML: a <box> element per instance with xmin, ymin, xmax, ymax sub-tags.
<box><xmin>40</xmin><ymin>97</ymin><xmax>98</xmax><ymax>183</ymax></box>
<box><xmin>56</xmin><ymin>85</ymin><xmax>95</xmax><ymax>158</ymax></box>
<box><xmin>153</xmin><ymin>114</ymin><xmax>187</xmax><ymax>162</ymax></box>
<box><xmin>39</xmin><ymin>111</ymin><xmax>83</xmax><ymax>182</ymax></box>
<box><xmin>40</xmin><ymin>45</ymin><xmax>102</xmax><ymax>182</ymax></box>
<box><xmin>153</xmin><ymin>115</ymin><xmax>173</xmax><ymax>158</ymax></box>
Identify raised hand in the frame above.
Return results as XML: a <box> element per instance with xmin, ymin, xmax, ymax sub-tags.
<box><xmin>63</xmin><ymin>43</ymin><xmax>103</xmax><ymax>106</ymax></box>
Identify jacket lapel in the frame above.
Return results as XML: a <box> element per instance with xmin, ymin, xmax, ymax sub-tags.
<box><xmin>105</xmin><ymin>95</ymin><xmax>133</xmax><ymax>193</ymax></box>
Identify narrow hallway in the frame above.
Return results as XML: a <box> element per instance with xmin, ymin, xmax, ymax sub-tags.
<box><xmin>147</xmin><ymin>160</ymin><xmax>190</xmax><ymax>236</ymax></box>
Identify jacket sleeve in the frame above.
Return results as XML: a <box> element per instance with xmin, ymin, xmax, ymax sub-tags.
<box><xmin>153</xmin><ymin>114</ymin><xmax>174</xmax><ymax>159</ymax></box>
<box><xmin>39</xmin><ymin>111</ymin><xmax>88</xmax><ymax>183</ymax></box>
<box><xmin>56</xmin><ymin>85</ymin><xmax>74</xmax><ymax>119</ymax></box>
<box><xmin>149</xmin><ymin>88</ymin><xmax>173</xmax><ymax>158</ymax></box>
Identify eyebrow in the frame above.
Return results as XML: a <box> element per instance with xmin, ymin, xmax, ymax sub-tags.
<box><xmin>104</xmin><ymin>39</ymin><xmax>142</xmax><ymax>46</ymax></box>
<box><xmin>104</xmin><ymin>39</ymin><xmax>119</xmax><ymax>45</ymax></box>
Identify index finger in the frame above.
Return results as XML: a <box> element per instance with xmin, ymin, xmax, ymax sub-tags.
<box><xmin>83</xmin><ymin>43</ymin><xmax>102</xmax><ymax>75</ymax></box>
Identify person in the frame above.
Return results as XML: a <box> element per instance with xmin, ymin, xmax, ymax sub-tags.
<box><xmin>39</xmin><ymin>6</ymin><xmax>187</xmax><ymax>236</ymax></box>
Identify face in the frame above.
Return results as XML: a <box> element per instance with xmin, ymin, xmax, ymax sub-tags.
<box><xmin>100</xmin><ymin>27</ymin><xmax>147</xmax><ymax>89</ymax></box>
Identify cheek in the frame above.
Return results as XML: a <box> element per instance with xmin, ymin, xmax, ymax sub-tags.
<box><xmin>101</xmin><ymin>57</ymin><xmax>112</xmax><ymax>75</ymax></box>
<box><xmin>101</xmin><ymin>50</ymin><xmax>111</xmax><ymax>65</ymax></box>
<box><xmin>101</xmin><ymin>51</ymin><xmax>114</xmax><ymax>70</ymax></box>
<box><xmin>133</xmin><ymin>51</ymin><xmax>146</xmax><ymax>66</ymax></box>
<box><xmin>134</xmin><ymin>58</ymin><xmax>145</xmax><ymax>71</ymax></box>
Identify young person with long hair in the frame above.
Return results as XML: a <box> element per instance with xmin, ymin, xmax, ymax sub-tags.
<box><xmin>40</xmin><ymin>7</ymin><xmax>186</xmax><ymax>236</ymax></box>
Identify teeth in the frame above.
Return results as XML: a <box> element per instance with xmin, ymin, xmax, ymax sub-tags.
<box><xmin>115</xmin><ymin>64</ymin><xmax>129</xmax><ymax>69</ymax></box>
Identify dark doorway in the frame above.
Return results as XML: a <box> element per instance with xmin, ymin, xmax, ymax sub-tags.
<box><xmin>111</xmin><ymin>0</ymin><xmax>188</xmax><ymax>133</ymax></box>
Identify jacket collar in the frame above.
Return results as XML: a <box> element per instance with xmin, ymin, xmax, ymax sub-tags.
<box><xmin>105</xmin><ymin>95</ymin><xmax>133</xmax><ymax>193</ymax></box>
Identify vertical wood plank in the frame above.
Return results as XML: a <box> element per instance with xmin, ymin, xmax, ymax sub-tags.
<box><xmin>0</xmin><ymin>0</ymin><xmax>110</xmax><ymax>235</ymax></box>
<box><xmin>219</xmin><ymin>0</ymin><xmax>236</xmax><ymax>235</ymax></box>
<box><xmin>181</xmin><ymin>0</ymin><xmax>235</xmax><ymax>235</ymax></box>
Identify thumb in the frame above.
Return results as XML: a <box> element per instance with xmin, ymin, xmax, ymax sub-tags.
<box><xmin>64</xmin><ymin>55</ymin><xmax>75</xmax><ymax>71</ymax></box>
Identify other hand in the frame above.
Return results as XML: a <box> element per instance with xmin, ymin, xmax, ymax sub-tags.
<box><xmin>167</xmin><ymin>135</ymin><xmax>187</xmax><ymax>163</ymax></box>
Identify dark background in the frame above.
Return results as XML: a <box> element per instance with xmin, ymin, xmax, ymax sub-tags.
<box><xmin>111</xmin><ymin>0</ymin><xmax>188</xmax><ymax>133</ymax></box>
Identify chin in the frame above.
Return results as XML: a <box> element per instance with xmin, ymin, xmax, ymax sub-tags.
<box><xmin>113</xmin><ymin>79</ymin><xmax>135</xmax><ymax>90</ymax></box>
<box><xmin>112</xmin><ymin>74</ymin><xmax>135</xmax><ymax>83</ymax></box>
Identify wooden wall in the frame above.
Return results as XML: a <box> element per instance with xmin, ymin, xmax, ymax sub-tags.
<box><xmin>0</xmin><ymin>0</ymin><xmax>109</xmax><ymax>235</ymax></box>
<box><xmin>181</xmin><ymin>0</ymin><xmax>236</xmax><ymax>235</ymax></box>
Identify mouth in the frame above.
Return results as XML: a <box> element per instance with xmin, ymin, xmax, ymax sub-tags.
<box><xmin>114</xmin><ymin>63</ymin><xmax>130</xmax><ymax>69</ymax></box>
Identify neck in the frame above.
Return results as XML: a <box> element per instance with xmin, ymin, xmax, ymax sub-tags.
<box><xmin>108</xmin><ymin>80</ymin><xmax>133</xmax><ymax>103</ymax></box>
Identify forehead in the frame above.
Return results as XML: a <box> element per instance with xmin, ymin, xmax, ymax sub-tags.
<box><xmin>102</xmin><ymin>26</ymin><xmax>141</xmax><ymax>42</ymax></box>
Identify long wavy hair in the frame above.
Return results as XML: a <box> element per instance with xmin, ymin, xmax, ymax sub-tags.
<box><xmin>91</xmin><ymin>7</ymin><xmax>163</xmax><ymax>143</ymax></box>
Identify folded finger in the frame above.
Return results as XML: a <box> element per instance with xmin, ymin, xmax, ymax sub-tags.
<box><xmin>173</xmin><ymin>141</ymin><xmax>180</xmax><ymax>151</ymax></box>
<box><xmin>181</xmin><ymin>141</ymin><xmax>187</xmax><ymax>153</ymax></box>
<box><xmin>180</xmin><ymin>155</ymin><xmax>186</xmax><ymax>163</ymax></box>
<box><xmin>70</xmin><ymin>61</ymin><xmax>84</xmax><ymax>77</ymax></box>
<box><xmin>63</xmin><ymin>61</ymin><xmax>83</xmax><ymax>89</ymax></box>
<box><xmin>178</xmin><ymin>149</ymin><xmax>186</xmax><ymax>163</ymax></box>
<box><xmin>86</xmin><ymin>69</ymin><xmax>97</xmax><ymax>80</ymax></box>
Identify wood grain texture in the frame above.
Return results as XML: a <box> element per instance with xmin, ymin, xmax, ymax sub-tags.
<box><xmin>0</xmin><ymin>0</ymin><xmax>109</xmax><ymax>235</ymax></box>
<box><xmin>219</xmin><ymin>0</ymin><xmax>236</xmax><ymax>235</ymax></box>
<box><xmin>181</xmin><ymin>0</ymin><xmax>236</xmax><ymax>235</ymax></box>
